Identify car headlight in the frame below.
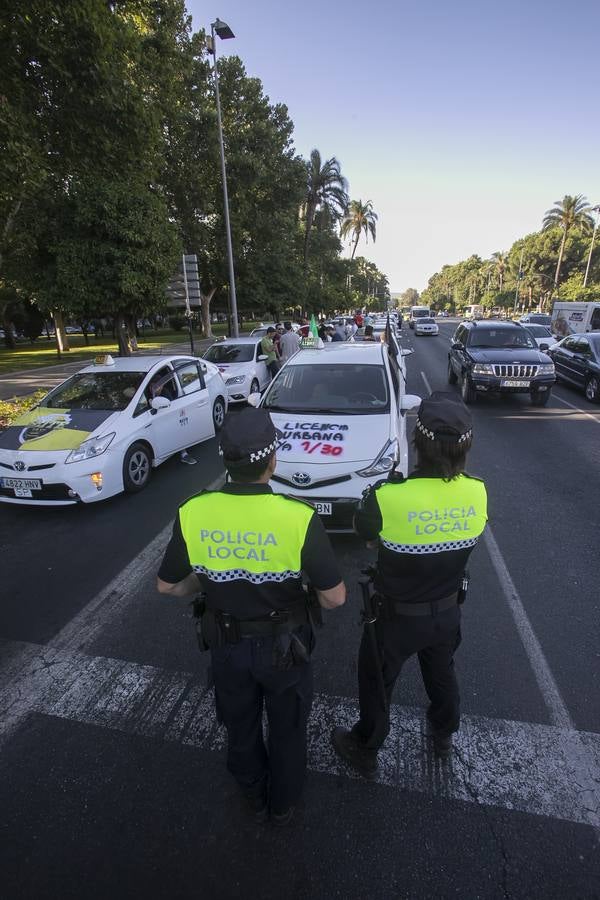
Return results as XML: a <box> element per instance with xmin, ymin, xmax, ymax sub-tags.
<box><xmin>356</xmin><ymin>439</ymin><xmax>398</xmax><ymax>478</ymax></box>
<box><xmin>538</xmin><ymin>363</ymin><xmax>555</xmax><ymax>375</ymax></box>
<box><xmin>66</xmin><ymin>432</ymin><xmax>116</xmax><ymax>464</ymax></box>
<box><xmin>226</xmin><ymin>375</ymin><xmax>246</xmax><ymax>385</ymax></box>
<box><xmin>472</xmin><ymin>364</ymin><xmax>494</xmax><ymax>375</ymax></box>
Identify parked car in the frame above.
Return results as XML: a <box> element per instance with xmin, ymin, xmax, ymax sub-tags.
<box><xmin>448</xmin><ymin>320</ymin><xmax>555</xmax><ymax>406</ymax></box>
<box><xmin>547</xmin><ymin>333</ymin><xmax>600</xmax><ymax>403</ymax></box>
<box><xmin>0</xmin><ymin>355</ymin><xmax>227</xmax><ymax>506</ymax></box>
<box><xmin>257</xmin><ymin>341</ymin><xmax>420</xmax><ymax>530</ymax></box>
<box><xmin>203</xmin><ymin>337</ymin><xmax>271</xmax><ymax>403</ymax></box>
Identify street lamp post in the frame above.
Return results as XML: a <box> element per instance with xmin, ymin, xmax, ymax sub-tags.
<box><xmin>209</xmin><ymin>18</ymin><xmax>239</xmax><ymax>337</ymax></box>
<box><xmin>583</xmin><ymin>205</ymin><xmax>600</xmax><ymax>288</ymax></box>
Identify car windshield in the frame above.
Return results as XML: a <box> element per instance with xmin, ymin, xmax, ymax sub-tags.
<box><xmin>467</xmin><ymin>328</ymin><xmax>536</xmax><ymax>349</ymax></box>
<box><xmin>205</xmin><ymin>343</ymin><xmax>256</xmax><ymax>363</ymax></box>
<box><xmin>412</xmin><ymin>309</ymin><xmax>429</xmax><ymax>318</ymax></box>
<box><xmin>419</xmin><ymin>318</ymin><xmax>435</xmax><ymax>324</ymax></box>
<box><xmin>528</xmin><ymin>315</ymin><xmax>551</xmax><ymax>325</ymax></box>
<box><xmin>525</xmin><ymin>325</ymin><xmax>552</xmax><ymax>337</ymax></box>
<box><xmin>263</xmin><ymin>363</ymin><xmax>390</xmax><ymax>414</ymax></box>
<box><xmin>43</xmin><ymin>371</ymin><xmax>145</xmax><ymax>410</ymax></box>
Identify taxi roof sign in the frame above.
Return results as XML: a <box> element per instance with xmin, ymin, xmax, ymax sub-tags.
<box><xmin>94</xmin><ymin>354</ymin><xmax>115</xmax><ymax>366</ymax></box>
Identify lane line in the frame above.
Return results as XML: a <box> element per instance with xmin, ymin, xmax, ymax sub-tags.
<box><xmin>552</xmin><ymin>391</ymin><xmax>600</xmax><ymax>426</ymax></box>
<box><xmin>420</xmin><ymin>368</ymin><xmax>574</xmax><ymax>730</ymax></box>
<box><xmin>49</xmin><ymin>473</ymin><xmax>225</xmax><ymax>654</ymax></box>
<box><xmin>0</xmin><ymin>640</ymin><xmax>598</xmax><ymax>828</ymax></box>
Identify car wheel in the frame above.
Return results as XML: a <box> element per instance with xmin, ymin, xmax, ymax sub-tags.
<box><xmin>585</xmin><ymin>375</ymin><xmax>600</xmax><ymax>403</ymax></box>
<box><xmin>123</xmin><ymin>442</ymin><xmax>152</xmax><ymax>493</ymax></box>
<box><xmin>460</xmin><ymin>372</ymin><xmax>477</xmax><ymax>404</ymax></box>
<box><xmin>530</xmin><ymin>390</ymin><xmax>550</xmax><ymax>407</ymax></box>
<box><xmin>250</xmin><ymin>378</ymin><xmax>260</xmax><ymax>396</ymax></box>
<box><xmin>212</xmin><ymin>396</ymin><xmax>226</xmax><ymax>431</ymax></box>
<box><xmin>447</xmin><ymin>359</ymin><xmax>458</xmax><ymax>384</ymax></box>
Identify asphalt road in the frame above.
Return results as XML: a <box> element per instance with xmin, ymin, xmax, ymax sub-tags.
<box><xmin>1</xmin><ymin>322</ymin><xmax>599</xmax><ymax>899</ymax></box>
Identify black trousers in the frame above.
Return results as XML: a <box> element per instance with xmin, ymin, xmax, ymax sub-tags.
<box><xmin>353</xmin><ymin>605</ymin><xmax>461</xmax><ymax>750</ymax></box>
<box><xmin>211</xmin><ymin>628</ymin><xmax>313</xmax><ymax>814</ymax></box>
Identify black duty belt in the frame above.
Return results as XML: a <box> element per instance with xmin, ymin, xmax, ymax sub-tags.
<box><xmin>219</xmin><ymin>605</ymin><xmax>309</xmax><ymax>640</ymax></box>
<box><xmin>384</xmin><ymin>592</ymin><xmax>459</xmax><ymax>618</ymax></box>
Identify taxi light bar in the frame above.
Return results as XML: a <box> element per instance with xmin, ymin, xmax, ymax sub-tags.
<box><xmin>94</xmin><ymin>354</ymin><xmax>115</xmax><ymax>366</ymax></box>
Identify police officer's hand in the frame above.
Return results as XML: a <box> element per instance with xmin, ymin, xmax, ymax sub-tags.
<box><xmin>316</xmin><ymin>581</ymin><xmax>346</xmax><ymax>609</ymax></box>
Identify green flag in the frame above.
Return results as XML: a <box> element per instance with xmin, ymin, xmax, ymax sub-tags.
<box><xmin>309</xmin><ymin>314</ymin><xmax>319</xmax><ymax>338</ymax></box>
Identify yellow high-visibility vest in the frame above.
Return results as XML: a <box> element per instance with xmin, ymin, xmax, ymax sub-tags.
<box><xmin>179</xmin><ymin>491</ymin><xmax>314</xmax><ymax>583</ymax></box>
<box><xmin>376</xmin><ymin>475</ymin><xmax>487</xmax><ymax>554</ymax></box>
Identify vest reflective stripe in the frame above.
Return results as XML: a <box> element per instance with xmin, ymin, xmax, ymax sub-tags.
<box><xmin>377</xmin><ymin>475</ymin><xmax>487</xmax><ymax>553</ymax></box>
<box><xmin>179</xmin><ymin>492</ymin><xmax>313</xmax><ymax>582</ymax></box>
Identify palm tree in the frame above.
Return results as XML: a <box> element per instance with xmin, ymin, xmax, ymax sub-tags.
<box><xmin>340</xmin><ymin>200</ymin><xmax>378</xmax><ymax>260</ymax></box>
<box><xmin>303</xmin><ymin>149</ymin><xmax>348</xmax><ymax>264</ymax></box>
<box><xmin>543</xmin><ymin>194</ymin><xmax>594</xmax><ymax>288</ymax></box>
<box><xmin>491</xmin><ymin>251</ymin><xmax>509</xmax><ymax>291</ymax></box>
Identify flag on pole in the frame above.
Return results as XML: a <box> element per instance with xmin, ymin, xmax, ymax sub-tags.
<box><xmin>309</xmin><ymin>314</ymin><xmax>319</xmax><ymax>338</ymax></box>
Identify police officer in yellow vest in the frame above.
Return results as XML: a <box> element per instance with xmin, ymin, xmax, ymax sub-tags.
<box><xmin>157</xmin><ymin>407</ymin><xmax>345</xmax><ymax>824</ymax></box>
<box><xmin>332</xmin><ymin>392</ymin><xmax>487</xmax><ymax>774</ymax></box>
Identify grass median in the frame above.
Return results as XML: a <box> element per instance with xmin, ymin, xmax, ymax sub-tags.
<box><xmin>0</xmin><ymin>322</ymin><xmax>261</xmax><ymax>376</ymax></box>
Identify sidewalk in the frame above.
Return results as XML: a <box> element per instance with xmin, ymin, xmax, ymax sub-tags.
<box><xmin>0</xmin><ymin>339</ymin><xmax>214</xmax><ymax>400</ymax></box>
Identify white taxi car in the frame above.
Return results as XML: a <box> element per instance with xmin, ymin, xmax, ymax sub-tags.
<box><xmin>414</xmin><ymin>317</ymin><xmax>439</xmax><ymax>336</ymax></box>
<box><xmin>258</xmin><ymin>342</ymin><xmax>420</xmax><ymax>531</ymax></box>
<box><xmin>203</xmin><ymin>337</ymin><xmax>272</xmax><ymax>403</ymax></box>
<box><xmin>0</xmin><ymin>354</ymin><xmax>227</xmax><ymax>506</ymax></box>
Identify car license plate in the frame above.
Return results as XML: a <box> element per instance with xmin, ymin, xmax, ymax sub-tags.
<box><xmin>314</xmin><ymin>502</ymin><xmax>332</xmax><ymax>516</ymax></box>
<box><xmin>501</xmin><ymin>379</ymin><xmax>530</xmax><ymax>388</ymax></box>
<box><xmin>1</xmin><ymin>477</ymin><xmax>42</xmax><ymax>491</ymax></box>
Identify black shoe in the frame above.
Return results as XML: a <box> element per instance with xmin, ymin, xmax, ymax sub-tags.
<box><xmin>331</xmin><ymin>727</ymin><xmax>378</xmax><ymax>777</ymax></box>
<box><xmin>242</xmin><ymin>782</ymin><xmax>268</xmax><ymax>823</ymax></box>
<box><xmin>271</xmin><ymin>807</ymin><xmax>295</xmax><ymax>826</ymax></box>
<box><xmin>425</xmin><ymin>710</ymin><xmax>453</xmax><ymax>759</ymax></box>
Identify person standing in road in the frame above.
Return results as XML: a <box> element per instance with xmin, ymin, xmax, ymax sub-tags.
<box><xmin>260</xmin><ymin>327</ymin><xmax>279</xmax><ymax>379</ymax></box>
<box><xmin>280</xmin><ymin>322</ymin><xmax>301</xmax><ymax>361</ymax></box>
<box><xmin>332</xmin><ymin>322</ymin><xmax>346</xmax><ymax>342</ymax></box>
<box><xmin>157</xmin><ymin>407</ymin><xmax>346</xmax><ymax>824</ymax></box>
<box><xmin>362</xmin><ymin>325</ymin><xmax>376</xmax><ymax>342</ymax></box>
<box><xmin>332</xmin><ymin>392</ymin><xmax>487</xmax><ymax>775</ymax></box>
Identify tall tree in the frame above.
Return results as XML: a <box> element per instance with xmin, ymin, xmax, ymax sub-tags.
<box><xmin>302</xmin><ymin>150</ymin><xmax>348</xmax><ymax>264</ymax></box>
<box><xmin>340</xmin><ymin>199</ymin><xmax>378</xmax><ymax>259</ymax></box>
<box><xmin>543</xmin><ymin>194</ymin><xmax>593</xmax><ymax>288</ymax></box>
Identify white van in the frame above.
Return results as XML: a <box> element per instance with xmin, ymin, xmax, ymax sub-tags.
<box><xmin>551</xmin><ymin>302</ymin><xmax>600</xmax><ymax>338</ymax></box>
<box><xmin>409</xmin><ymin>305</ymin><xmax>431</xmax><ymax>329</ymax></box>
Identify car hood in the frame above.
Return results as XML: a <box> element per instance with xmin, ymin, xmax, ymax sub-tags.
<box><xmin>469</xmin><ymin>348</ymin><xmax>550</xmax><ymax>363</ymax></box>
<box><xmin>269</xmin><ymin>412</ymin><xmax>392</xmax><ymax>465</ymax></box>
<box><xmin>0</xmin><ymin>406</ymin><xmax>120</xmax><ymax>452</ymax></box>
<box><xmin>213</xmin><ymin>362</ymin><xmax>252</xmax><ymax>376</ymax></box>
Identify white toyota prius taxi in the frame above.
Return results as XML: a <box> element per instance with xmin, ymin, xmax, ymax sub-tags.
<box><xmin>0</xmin><ymin>354</ymin><xmax>227</xmax><ymax>506</ymax></box>
<box><xmin>258</xmin><ymin>341</ymin><xmax>421</xmax><ymax>530</ymax></box>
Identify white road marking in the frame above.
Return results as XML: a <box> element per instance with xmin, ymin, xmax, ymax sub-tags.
<box><xmin>421</xmin><ymin>370</ymin><xmax>432</xmax><ymax>393</ymax></box>
<box><xmin>552</xmin><ymin>392</ymin><xmax>600</xmax><ymax>426</ymax></box>
<box><xmin>49</xmin><ymin>473</ymin><xmax>225</xmax><ymax>654</ymax></box>
<box><xmin>0</xmin><ymin>640</ymin><xmax>598</xmax><ymax>828</ymax></box>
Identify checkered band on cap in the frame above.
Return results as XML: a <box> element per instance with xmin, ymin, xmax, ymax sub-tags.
<box><xmin>415</xmin><ymin>417</ymin><xmax>472</xmax><ymax>443</ymax></box>
<box><xmin>249</xmin><ymin>439</ymin><xmax>277</xmax><ymax>463</ymax></box>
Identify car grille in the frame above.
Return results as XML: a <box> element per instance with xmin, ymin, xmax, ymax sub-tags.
<box><xmin>0</xmin><ymin>461</ymin><xmax>56</xmax><ymax>472</ymax></box>
<box><xmin>492</xmin><ymin>364</ymin><xmax>539</xmax><ymax>378</ymax></box>
<box><xmin>272</xmin><ymin>473</ymin><xmax>352</xmax><ymax>491</ymax></box>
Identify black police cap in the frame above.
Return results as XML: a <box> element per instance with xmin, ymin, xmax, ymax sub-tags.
<box><xmin>219</xmin><ymin>407</ymin><xmax>277</xmax><ymax>465</ymax></box>
<box><xmin>416</xmin><ymin>391</ymin><xmax>473</xmax><ymax>443</ymax></box>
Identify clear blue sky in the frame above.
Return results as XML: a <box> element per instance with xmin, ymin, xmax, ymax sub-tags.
<box><xmin>187</xmin><ymin>0</ymin><xmax>600</xmax><ymax>292</ymax></box>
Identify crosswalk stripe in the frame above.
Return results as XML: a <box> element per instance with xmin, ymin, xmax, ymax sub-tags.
<box><xmin>1</xmin><ymin>640</ymin><xmax>598</xmax><ymax>829</ymax></box>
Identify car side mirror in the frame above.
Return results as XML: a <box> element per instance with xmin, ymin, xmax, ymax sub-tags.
<box><xmin>150</xmin><ymin>396</ymin><xmax>171</xmax><ymax>412</ymax></box>
<box><xmin>451</xmin><ymin>342</ymin><xmax>463</xmax><ymax>350</ymax></box>
<box><xmin>247</xmin><ymin>392</ymin><xmax>261</xmax><ymax>407</ymax></box>
<box><xmin>400</xmin><ymin>393</ymin><xmax>421</xmax><ymax>411</ymax></box>
<box><xmin>400</xmin><ymin>348</ymin><xmax>414</xmax><ymax>357</ymax></box>
<box><xmin>539</xmin><ymin>343</ymin><xmax>549</xmax><ymax>351</ymax></box>
<box><xmin>200</xmin><ymin>362</ymin><xmax>208</xmax><ymax>373</ymax></box>
<box><xmin>257</xmin><ymin>354</ymin><xmax>268</xmax><ymax>362</ymax></box>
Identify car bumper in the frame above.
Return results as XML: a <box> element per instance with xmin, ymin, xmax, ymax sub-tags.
<box><xmin>469</xmin><ymin>375</ymin><xmax>556</xmax><ymax>394</ymax></box>
<box><xmin>0</xmin><ymin>450</ymin><xmax>124</xmax><ymax>506</ymax></box>
<box><xmin>224</xmin><ymin>382</ymin><xmax>253</xmax><ymax>403</ymax></box>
